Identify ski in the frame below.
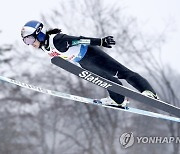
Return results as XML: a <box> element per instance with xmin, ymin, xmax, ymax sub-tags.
<box><xmin>51</xmin><ymin>56</ymin><xmax>180</xmax><ymax>118</ymax></box>
<box><xmin>0</xmin><ymin>75</ymin><xmax>180</xmax><ymax>122</ymax></box>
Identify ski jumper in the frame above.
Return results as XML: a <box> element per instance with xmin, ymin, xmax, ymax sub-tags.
<box><xmin>43</xmin><ymin>33</ymin><xmax>156</xmax><ymax>104</ymax></box>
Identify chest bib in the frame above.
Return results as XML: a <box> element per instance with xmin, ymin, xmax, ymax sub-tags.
<box><xmin>43</xmin><ymin>35</ymin><xmax>88</xmax><ymax>62</ymax></box>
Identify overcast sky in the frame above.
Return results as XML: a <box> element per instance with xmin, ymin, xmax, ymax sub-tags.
<box><xmin>0</xmin><ymin>0</ymin><xmax>180</xmax><ymax>72</ymax></box>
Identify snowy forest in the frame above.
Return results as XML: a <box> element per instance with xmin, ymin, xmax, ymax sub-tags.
<box><xmin>0</xmin><ymin>0</ymin><xmax>180</xmax><ymax>154</ymax></box>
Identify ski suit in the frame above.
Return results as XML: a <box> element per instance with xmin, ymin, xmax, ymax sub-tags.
<box><xmin>43</xmin><ymin>33</ymin><xmax>156</xmax><ymax>104</ymax></box>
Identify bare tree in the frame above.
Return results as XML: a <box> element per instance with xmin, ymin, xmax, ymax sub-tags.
<box><xmin>40</xmin><ymin>0</ymin><xmax>139</xmax><ymax>154</ymax></box>
<box><xmin>117</xmin><ymin>23</ymin><xmax>180</xmax><ymax>154</ymax></box>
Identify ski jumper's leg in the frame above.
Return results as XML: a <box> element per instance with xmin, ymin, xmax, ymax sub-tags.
<box><xmin>79</xmin><ymin>46</ymin><xmax>124</xmax><ymax>104</ymax></box>
<box><xmin>79</xmin><ymin>46</ymin><xmax>156</xmax><ymax>100</ymax></box>
<box><xmin>79</xmin><ymin>63</ymin><xmax>125</xmax><ymax>104</ymax></box>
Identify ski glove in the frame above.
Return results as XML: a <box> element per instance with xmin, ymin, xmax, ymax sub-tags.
<box><xmin>101</xmin><ymin>36</ymin><xmax>116</xmax><ymax>48</ymax></box>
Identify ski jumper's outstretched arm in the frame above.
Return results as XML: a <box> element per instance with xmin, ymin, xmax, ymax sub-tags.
<box><xmin>53</xmin><ymin>33</ymin><xmax>115</xmax><ymax>52</ymax></box>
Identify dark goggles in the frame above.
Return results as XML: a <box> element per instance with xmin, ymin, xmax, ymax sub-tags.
<box><xmin>23</xmin><ymin>35</ymin><xmax>36</xmax><ymax>45</ymax></box>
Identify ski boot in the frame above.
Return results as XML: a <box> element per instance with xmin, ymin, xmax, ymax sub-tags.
<box><xmin>94</xmin><ymin>97</ymin><xmax>129</xmax><ymax>109</ymax></box>
<box><xmin>142</xmin><ymin>90</ymin><xmax>159</xmax><ymax>100</ymax></box>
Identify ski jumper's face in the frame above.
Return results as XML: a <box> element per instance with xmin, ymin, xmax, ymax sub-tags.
<box><xmin>32</xmin><ymin>39</ymin><xmax>41</xmax><ymax>48</ymax></box>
